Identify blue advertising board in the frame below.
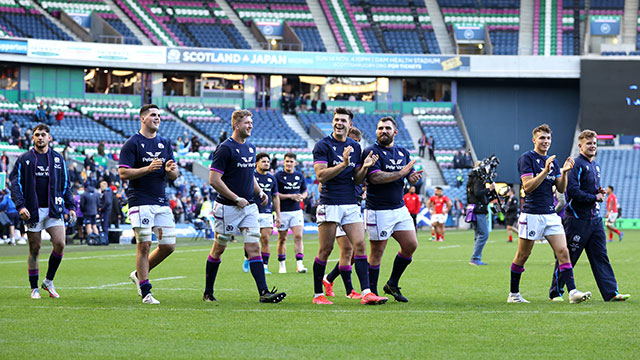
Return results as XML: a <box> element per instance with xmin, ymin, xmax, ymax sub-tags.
<box><xmin>0</xmin><ymin>39</ymin><xmax>28</xmax><ymax>55</ymax></box>
<box><xmin>166</xmin><ymin>47</ymin><xmax>470</xmax><ymax>72</ymax></box>
<box><xmin>255</xmin><ymin>20</ymin><xmax>283</xmax><ymax>37</ymax></box>
<box><xmin>591</xmin><ymin>15</ymin><xmax>620</xmax><ymax>36</ymax></box>
<box><xmin>453</xmin><ymin>23</ymin><xmax>485</xmax><ymax>42</ymax></box>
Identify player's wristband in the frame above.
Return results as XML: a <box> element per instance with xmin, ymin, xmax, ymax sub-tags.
<box><xmin>234</xmin><ymin>196</ymin><xmax>242</xmax><ymax>203</ymax></box>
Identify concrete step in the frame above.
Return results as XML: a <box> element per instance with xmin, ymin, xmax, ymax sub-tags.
<box><xmin>218</xmin><ymin>0</ymin><xmax>261</xmax><ymax>50</ymax></box>
<box><xmin>307</xmin><ymin>0</ymin><xmax>339</xmax><ymax>53</ymax></box>
<box><xmin>283</xmin><ymin>114</ymin><xmax>316</xmax><ymax>149</ymax></box>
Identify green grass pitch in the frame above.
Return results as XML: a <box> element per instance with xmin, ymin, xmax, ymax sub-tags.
<box><xmin>0</xmin><ymin>229</ymin><xmax>637</xmax><ymax>359</ymax></box>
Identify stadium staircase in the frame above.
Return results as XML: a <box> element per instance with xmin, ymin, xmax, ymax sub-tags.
<box><xmin>0</xmin><ymin>1</ymin><xmax>74</xmax><ymax>41</ymax></box>
<box><xmin>103</xmin><ymin>0</ymin><xmax>152</xmax><ymax>45</ymax></box>
<box><xmin>26</xmin><ymin>0</ymin><xmax>82</xmax><ymax>41</ymax></box>
<box><xmin>218</xmin><ymin>0</ymin><xmax>261</xmax><ymax>49</ymax></box>
<box><xmin>424</xmin><ymin>0</ymin><xmax>454</xmax><ymax>53</ymax></box>
<box><xmin>320</xmin><ymin>0</ymin><xmax>365</xmax><ymax>52</ymax></box>
<box><xmin>622</xmin><ymin>0</ymin><xmax>637</xmax><ymax>45</ymax></box>
<box><xmin>307</xmin><ymin>0</ymin><xmax>340</xmax><ymax>52</ymax></box>
<box><xmin>519</xmin><ymin>0</ymin><xmax>534</xmax><ymax>54</ymax></box>
<box><xmin>284</xmin><ymin>114</ymin><xmax>316</xmax><ymax>149</ymax></box>
<box><xmin>533</xmin><ymin>0</ymin><xmax>562</xmax><ymax>55</ymax></box>
<box><xmin>112</xmin><ymin>0</ymin><xmax>176</xmax><ymax>45</ymax></box>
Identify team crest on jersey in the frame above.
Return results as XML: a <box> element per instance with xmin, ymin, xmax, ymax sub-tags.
<box><xmin>54</xmin><ymin>157</ymin><xmax>60</xmax><ymax>163</ymax></box>
<box><xmin>267</xmin><ymin>178</ymin><xmax>272</xmax><ymax>182</ymax></box>
<box><xmin>226</xmin><ymin>224</ymin><xmax>234</xmax><ymax>232</ymax></box>
<box><xmin>158</xmin><ymin>143</ymin><xmax>164</xmax><ymax>149</ymax></box>
<box><xmin>398</xmin><ymin>152</ymin><xmax>403</xmax><ymax>157</ymax></box>
<box><xmin>249</xmin><ymin>148</ymin><xmax>254</xmax><ymax>153</ymax></box>
<box><xmin>380</xmin><ymin>231</ymin><xmax>387</xmax><ymax>238</ymax></box>
<box><xmin>142</xmin><ymin>218</ymin><xmax>150</xmax><ymax>225</ymax></box>
<box><xmin>528</xmin><ymin>230</ymin><xmax>535</xmax><ymax>237</ymax></box>
<box><xmin>295</xmin><ymin>176</ymin><xmax>300</xmax><ymax>180</ymax></box>
<box><xmin>596</xmin><ymin>166</ymin><xmax>600</xmax><ymax>172</ymax></box>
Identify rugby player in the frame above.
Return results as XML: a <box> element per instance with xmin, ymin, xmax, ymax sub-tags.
<box><xmin>10</xmin><ymin>124</ymin><xmax>76</xmax><ymax>299</ymax></box>
<box><xmin>120</xmin><ymin>104</ymin><xmax>180</xmax><ymax>304</ymax></box>
<box><xmin>508</xmin><ymin>124</ymin><xmax>591</xmax><ymax>304</ymax></box>
<box><xmin>605</xmin><ymin>186</ymin><xmax>623</xmax><ymax>242</ymax></box>
<box><xmin>203</xmin><ymin>109</ymin><xmax>286</xmax><ymax>303</ymax></box>
<box><xmin>251</xmin><ymin>152</ymin><xmax>281</xmax><ymax>275</ymax></box>
<box><xmin>427</xmin><ymin>186</ymin><xmax>451</xmax><ymax>242</ymax></box>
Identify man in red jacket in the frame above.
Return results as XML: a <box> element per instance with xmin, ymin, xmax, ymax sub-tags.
<box><xmin>403</xmin><ymin>186</ymin><xmax>421</xmax><ymax>228</ymax></box>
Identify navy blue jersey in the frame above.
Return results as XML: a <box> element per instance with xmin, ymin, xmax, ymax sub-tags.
<box><xmin>565</xmin><ymin>154</ymin><xmax>602</xmax><ymax>220</ymax></box>
<box><xmin>255</xmin><ymin>171</ymin><xmax>278</xmax><ymax>214</ymax></box>
<box><xmin>312</xmin><ymin>134</ymin><xmax>363</xmax><ymax>205</ymax></box>
<box><xmin>275</xmin><ymin>170</ymin><xmax>306</xmax><ymax>212</ymax></box>
<box><xmin>355</xmin><ymin>183</ymin><xmax>364</xmax><ymax>199</ymax></box>
<box><xmin>210</xmin><ymin>138</ymin><xmax>256</xmax><ymax>206</ymax></box>
<box><xmin>119</xmin><ymin>132</ymin><xmax>174</xmax><ymax>207</ymax></box>
<box><xmin>518</xmin><ymin>150</ymin><xmax>561</xmax><ymax>214</ymax></box>
<box><xmin>364</xmin><ymin>143</ymin><xmax>413</xmax><ymax>210</ymax></box>
<box><xmin>35</xmin><ymin>152</ymin><xmax>49</xmax><ymax>208</ymax></box>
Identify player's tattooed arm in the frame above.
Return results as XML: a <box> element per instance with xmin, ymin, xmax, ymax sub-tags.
<box><xmin>354</xmin><ymin>151</ymin><xmax>378</xmax><ymax>184</ymax></box>
<box><xmin>368</xmin><ymin>159</ymin><xmax>416</xmax><ymax>185</ymax></box>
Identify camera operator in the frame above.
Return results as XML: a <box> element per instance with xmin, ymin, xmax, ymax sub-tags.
<box><xmin>467</xmin><ymin>161</ymin><xmax>496</xmax><ymax>266</ymax></box>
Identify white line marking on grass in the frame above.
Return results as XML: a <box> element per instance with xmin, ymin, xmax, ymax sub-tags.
<box><xmin>88</xmin><ymin>276</ymin><xmax>187</xmax><ymax>289</ymax></box>
<box><xmin>437</xmin><ymin>245</ymin><xmax>460</xmax><ymax>249</ymax></box>
<box><xmin>0</xmin><ymin>304</ymin><xmax>630</xmax><ymax>316</ymax></box>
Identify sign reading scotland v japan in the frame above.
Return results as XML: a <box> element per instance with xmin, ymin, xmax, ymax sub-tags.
<box><xmin>167</xmin><ymin>48</ymin><xmax>470</xmax><ymax>72</ymax></box>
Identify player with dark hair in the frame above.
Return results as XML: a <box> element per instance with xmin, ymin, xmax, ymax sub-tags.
<box><xmin>323</xmin><ymin>126</ymin><xmax>364</xmax><ymax>300</ymax></box>
<box><xmin>252</xmin><ymin>152</ymin><xmax>281</xmax><ymax>274</ymax></box>
<box><xmin>508</xmin><ymin>124</ymin><xmax>591</xmax><ymax>304</ymax></box>
<box><xmin>275</xmin><ymin>152</ymin><xmax>308</xmax><ymax>273</ymax></box>
<box><xmin>311</xmin><ymin>107</ymin><xmax>387</xmax><ymax>305</ymax></box>
<box><xmin>548</xmin><ymin>130</ymin><xmax>629</xmax><ymax>302</ymax></box>
<box><xmin>10</xmin><ymin>124</ymin><xmax>76</xmax><ymax>299</ymax></box>
<box><xmin>204</xmin><ymin>109</ymin><xmax>286</xmax><ymax>303</ymax></box>
<box><xmin>605</xmin><ymin>185</ymin><xmax>623</xmax><ymax>242</ymax></box>
<box><xmin>363</xmin><ymin>117</ymin><xmax>422</xmax><ymax>302</ymax></box>
<box><xmin>120</xmin><ymin>104</ymin><xmax>180</xmax><ymax>305</ymax></box>
<box><xmin>427</xmin><ymin>186</ymin><xmax>451</xmax><ymax>242</ymax></box>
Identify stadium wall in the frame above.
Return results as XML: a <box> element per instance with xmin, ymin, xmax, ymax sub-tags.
<box><xmin>458</xmin><ymin>79</ymin><xmax>579</xmax><ymax>184</ymax></box>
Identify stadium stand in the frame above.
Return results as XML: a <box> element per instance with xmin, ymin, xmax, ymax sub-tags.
<box><xmin>0</xmin><ymin>1</ymin><xmax>73</xmax><ymax>41</ymax></box>
<box><xmin>228</xmin><ymin>0</ymin><xmax>326</xmax><ymax>51</ymax></box>
<box><xmin>439</xmin><ymin>0</ymin><xmax>519</xmax><ymax>55</ymax></box>
<box><xmin>172</xmin><ymin>106</ymin><xmax>307</xmax><ymax>148</ymax></box>
<box><xmin>597</xmin><ymin>149</ymin><xmax>640</xmax><ymax>219</ymax></box>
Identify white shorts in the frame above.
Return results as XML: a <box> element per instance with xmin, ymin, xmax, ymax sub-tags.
<box><xmin>316</xmin><ymin>204</ymin><xmax>362</xmax><ymax>226</ymax></box>
<box><xmin>365</xmin><ymin>207</ymin><xmax>415</xmax><ymax>241</ymax></box>
<box><xmin>605</xmin><ymin>212</ymin><xmax>618</xmax><ymax>226</ymax></box>
<box><xmin>432</xmin><ymin>213</ymin><xmax>448</xmax><ymax>224</ymax></box>
<box><xmin>279</xmin><ymin>210</ymin><xmax>304</xmax><ymax>231</ymax></box>
<box><xmin>258</xmin><ymin>213</ymin><xmax>274</xmax><ymax>229</ymax></box>
<box><xmin>336</xmin><ymin>225</ymin><xmax>346</xmax><ymax>237</ymax></box>
<box><xmin>129</xmin><ymin>205</ymin><xmax>175</xmax><ymax>229</ymax></box>
<box><xmin>518</xmin><ymin>213</ymin><xmax>564</xmax><ymax>241</ymax></box>
<box><xmin>213</xmin><ymin>201</ymin><xmax>259</xmax><ymax>235</ymax></box>
<box><xmin>26</xmin><ymin>208</ymin><xmax>64</xmax><ymax>232</ymax></box>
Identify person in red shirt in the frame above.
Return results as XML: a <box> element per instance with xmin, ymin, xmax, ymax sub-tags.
<box><xmin>427</xmin><ymin>187</ymin><xmax>452</xmax><ymax>242</ymax></box>
<box><xmin>403</xmin><ymin>186</ymin><xmax>421</xmax><ymax>228</ymax></box>
<box><xmin>605</xmin><ymin>185</ymin><xmax>623</xmax><ymax>242</ymax></box>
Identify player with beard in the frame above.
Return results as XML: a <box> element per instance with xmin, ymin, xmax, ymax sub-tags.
<box><xmin>311</xmin><ymin>107</ymin><xmax>387</xmax><ymax>305</ymax></box>
<box><xmin>363</xmin><ymin>117</ymin><xmax>422</xmax><ymax>302</ymax></box>
<box><xmin>10</xmin><ymin>124</ymin><xmax>76</xmax><ymax>299</ymax></box>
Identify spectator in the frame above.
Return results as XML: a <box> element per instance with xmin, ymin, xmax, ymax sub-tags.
<box><xmin>218</xmin><ymin>130</ymin><xmax>227</xmax><ymax>144</ymax></box>
<box><xmin>418</xmin><ymin>134</ymin><xmax>427</xmax><ymax>157</ymax></box>
<box><xmin>456</xmin><ymin>169</ymin><xmax>464</xmax><ymax>187</ymax></box>
<box><xmin>110</xmin><ymin>186</ymin><xmax>123</xmax><ymax>229</ymax></box>
<box><xmin>35</xmin><ymin>104</ymin><xmax>46</xmax><ymax>122</ymax></box>
<box><xmin>428</xmin><ymin>136</ymin><xmax>435</xmax><ymax>160</ymax></box>
<box><xmin>453</xmin><ymin>150</ymin><xmax>463</xmax><ymax>169</ymax></box>
<box><xmin>55</xmin><ymin>109</ymin><xmax>64</xmax><ymax>125</ymax></box>
<box><xmin>80</xmin><ymin>185</ymin><xmax>100</xmax><ymax>241</ymax></box>
<box><xmin>99</xmin><ymin>181</ymin><xmax>113</xmax><ymax>236</ymax></box>
<box><xmin>84</xmin><ymin>153</ymin><xmax>95</xmax><ymax>172</ymax></box>
<box><xmin>0</xmin><ymin>151</ymin><xmax>8</xmax><ymax>173</ymax></box>
<box><xmin>22</xmin><ymin>129</ymin><xmax>31</xmax><ymax>150</ymax></box>
<box><xmin>403</xmin><ymin>186</ymin><xmax>422</xmax><ymax>228</ymax></box>
<box><xmin>319</xmin><ymin>101</ymin><xmax>327</xmax><ymax>114</ymax></box>
<box><xmin>0</xmin><ymin>117</ymin><xmax>5</xmax><ymax>141</ymax></box>
<box><xmin>10</xmin><ymin>121</ymin><xmax>20</xmax><ymax>146</ymax></box>
<box><xmin>463</xmin><ymin>150</ymin><xmax>473</xmax><ymax>168</ymax></box>
<box><xmin>310</xmin><ymin>98</ymin><xmax>317</xmax><ymax>112</ymax></box>
<box><xmin>97</xmin><ymin>141</ymin><xmax>106</xmax><ymax>157</ymax></box>
<box><xmin>190</xmin><ymin>135</ymin><xmax>201</xmax><ymax>152</ymax></box>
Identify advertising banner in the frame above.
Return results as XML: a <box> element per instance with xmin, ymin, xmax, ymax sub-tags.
<box><xmin>590</xmin><ymin>15</ymin><xmax>620</xmax><ymax>36</ymax></box>
<box><xmin>453</xmin><ymin>23</ymin><xmax>485</xmax><ymax>42</ymax></box>
<box><xmin>27</xmin><ymin>39</ymin><xmax>167</xmax><ymax>63</ymax></box>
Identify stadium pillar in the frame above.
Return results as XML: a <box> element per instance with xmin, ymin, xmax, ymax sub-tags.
<box><xmin>151</xmin><ymin>72</ymin><xmax>163</xmax><ymax>105</ymax></box>
<box><xmin>243</xmin><ymin>75</ymin><xmax>256</xmax><ymax>109</ymax></box>
<box><xmin>270</xmin><ymin>75</ymin><xmax>282</xmax><ymax>110</ymax></box>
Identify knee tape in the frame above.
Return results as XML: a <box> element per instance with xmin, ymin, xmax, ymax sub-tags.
<box><xmin>134</xmin><ymin>227</ymin><xmax>153</xmax><ymax>243</ymax></box>
<box><xmin>155</xmin><ymin>227</ymin><xmax>176</xmax><ymax>245</ymax></box>
<box><xmin>216</xmin><ymin>233</ymin><xmax>233</xmax><ymax>246</ymax></box>
<box><xmin>242</xmin><ymin>228</ymin><xmax>260</xmax><ymax>244</ymax></box>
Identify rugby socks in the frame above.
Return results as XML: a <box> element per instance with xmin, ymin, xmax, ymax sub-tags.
<box><xmin>28</xmin><ymin>269</ymin><xmax>39</xmax><ymax>289</ymax></box>
<box><xmin>510</xmin><ymin>263</ymin><xmax>525</xmax><ymax>294</ymax></box>
<box><xmin>388</xmin><ymin>252</ymin><xmax>412</xmax><ymax>288</ymax></box>
<box><xmin>558</xmin><ymin>262</ymin><xmax>576</xmax><ymax>292</ymax></box>
<box><xmin>354</xmin><ymin>255</ymin><xmax>370</xmax><ymax>292</ymax></box>
<box><xmin>339</xmin><ymin>265</ymin><xmax>354</xmax><ymax>295</ymax></box>
<box><xmin>261</xmin><ymin>252</ymin><xmax>270</xmax><ymax>266</ymax></box>
<box><xmin>46</xmin><ymin>250</ymin><xmax>63</xmax><ymax>281</ymax></box>
<box><xmin>248</xmin><ymin>256</ymin><xmax>268</xmax><ymax>294</ymax></box>
<box><xmin>613</xmin><ymin>229</ymin><xmax>621</xmax><ymax>236</ymax></box>
<box><xmin>508</xmin><ymin>234</ymin><xmax>513</xmax><ymax>242</ymax></box>
<box><xmin>608</xmin><ymin>232</ymin><xmax>613</xmax><ymax>241</ymax></box>
<box><xmin>295</xmin><ymin>253</ymin><xmax>304</xmax><ymax>269</ymax></box>
<box><xmin>139</xmin><ymin>279</ymin><xmax>152</xmax><ymax>298</ymax></box>
<box><xmin>326</xmin><ymin>263</ymin><xmax>340</xmax><ymax>283</ymax></box>
<box><xmin>369</xmin><ymin>264</ymin><xmax>380</xmax><ymax>295</ymax></box>
<box><xmin>313</xmin><ymin>257</ymin><xmax>327</xmax><ymax>294</ymax></box>
<box><xmin>204</xmin><ymin>255</ymin><xmax>220</xmax><ymax>295</ymax></box>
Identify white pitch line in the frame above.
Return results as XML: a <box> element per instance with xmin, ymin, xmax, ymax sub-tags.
<box><xmin>0</xmin><ymin>304</ymin><xmax>630</xmax><ymax>316</ymax></box>
<box><xmin>437</xmin><ymin>245</ymin><xmax>461</xmax><ymax>249</ymax></box>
